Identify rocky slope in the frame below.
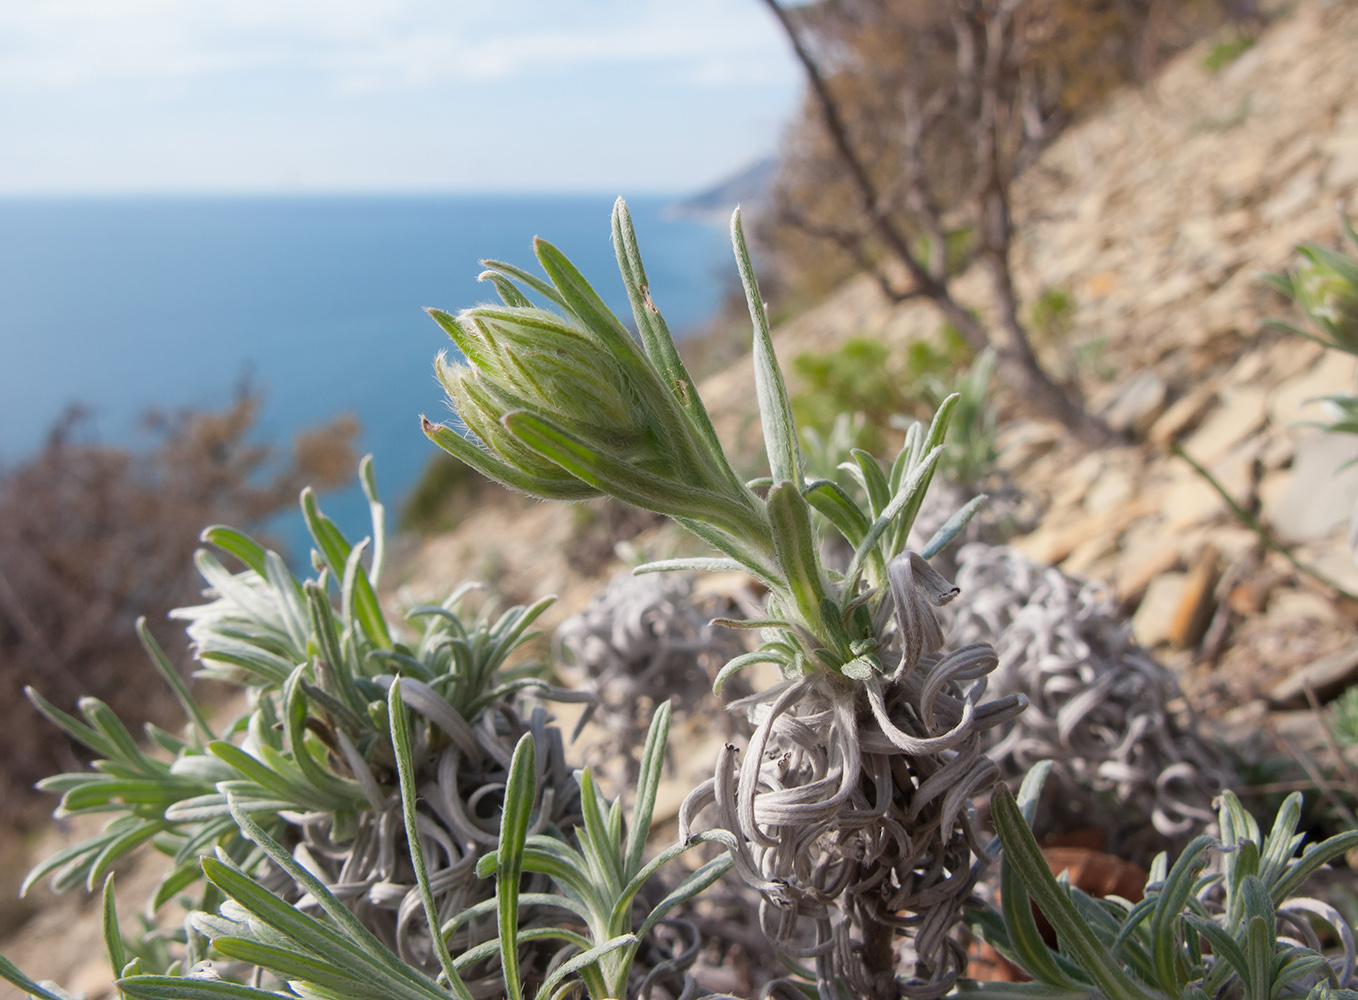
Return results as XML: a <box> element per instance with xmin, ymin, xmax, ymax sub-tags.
<box><xmin>400</xmin><ymin>0</ymin><xmax>1358</xmax><ymax>727</ymax></box>
<box><xmin>6</xmin><ymin>2</ymin><xmax>1358</xmax><ymax>995</ymax></box>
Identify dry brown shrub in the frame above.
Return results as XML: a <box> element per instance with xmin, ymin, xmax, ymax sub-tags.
<box><xmin>0</xmin><ymin>390</ymin><xmax>358</xmax><ymax>834</ymax></box>
<box><xmin>760</xmin><ymin>0</ymin><xmax>1238</xmax><ymax>298</ymax></box>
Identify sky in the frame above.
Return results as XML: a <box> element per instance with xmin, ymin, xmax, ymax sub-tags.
<box><xmin>0</xmin><ymin>0</ymin><xmax>804</xmax><ymax>195</ymax></box>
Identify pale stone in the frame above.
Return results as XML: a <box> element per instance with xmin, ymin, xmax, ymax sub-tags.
<box><xmin>1079</xmin><ymin>553</ymin><xmax>1122</xmax><ymax>584</ymax></box>
<box><xmin>1142</xmin><ymin>270</ymin><xmax>1202</xmax><ymax>310</ymax></box>
<box><xmin>1203</xmin><ymin>525</ymin><xmax>1263</xmax><ymax>562</ymax></box>
<box><xmin>1133</xmin><ymin>572</ymin><xmax>1188</xmax><ymax>648</ymax></box>
<box><xmin>1061</xmin><ymin>532</ymin><xmax>1121</xmax><ymax>578</ymax></box>
<box><xmin>1263</xmin><ymin>431</ymin><xmax>1358</xmax><ymax>544</ymax></box>
<box><xmin>1294</xmin><ymin>545</ymin><xmax>1358</xmax><ymax>597</ymax></box>
<box><xmin>1084</xmin><ymin>466</ymin><xmax>1137</xmax><ymax>515</ymax></box>
<box><xmin>1262</xmin><ymin>336</ymin><xmax>1326</xmax><ymax>384</ymax></box>
<box><xmin>1115</xmin><ymin>536</ymin><xmax>1182</xmax><ymax>604</ymax></box>
<box><xmin>1181</xmin><ymin>387</ymin><xmax>1269</xmax><ymax>464</ymax></box>
<box><xmin>1014</xmin><ymin>496</ymin><xmax>1159</xmax><ymax>567</ymax></box>
<box><xmin>1100</xmin><ymin>371</ymin><xmax>1168</xmax><ymax>436</ymax></box>
<box><xmin>1051</xmin><ymin>451</ymin><xmax>1108</xmax><ymax>512</ymax></box>
<box><xmin>1214</xmin><ymin>145</ymin><xmax>1269</xmax><ymax>204</ymax></box>
<box><xmin>68</xmin><ymin>957</ymin><xmax>115</xmax><ymax>1000</ymax></box>
<box><xmin>1160</xmin><ymin>466</ymin><xmax>1228</xmax><ymax>531</ymax></box>
<box><xmin>1218</xmin><ymin>209</ymin><xmax>1254</xmax><ymax>239</ymax></box>
<box><xmin>1179</xmin><ymin>216</ymin><xmax>1223</xmax><ymax>257</ymax></box>
<box><xmin>1257</xmin><ymin>469</ymin><xmax>1292</xmax><ymax>521</ymax></box>
<box><xmin>1267</xmin><ymin>588</ymin><xmax>1341</xmax><ymax>626</ymax></box>
<box><xmin>1320</xmin><ymin>104</ymin><xmax>1358</xmax><ymax>184</ymax></box>
<box><xmin>1323</xmin><ymin>133</ymin><xmax>1358</xmax><ymax>189</ymax></box>
<box><xmin>1210</xmin><ymin>698</ymin><xmax>1270</xmax><ymax>748</ymax></box>
<box><xmin>1148</xmin><ymin>385</ymin><xmax>1218</xmax><ymax>446</ymax></box>
<box><xmin>994</xmin><ymin>420</ymin><xmax>1062</xmax><ymax>476</ymax></box>
<box><xmin>1259</xmin><ymin>433</ymin><xmax>1296</xmax><ymax>471</ymax></box>
<box><xmin>1262</xmin><ymin>168</ymin><xmax>1322</xmax><ymax>224</ymax></box>
<box><xmin>1223</xmin><ymin>349</ymin><xmax>1269</xmax><ymax>389</ymax></box>
<box><xmin>1267</xmin><ymin>642</ymin><xmax>1358</xmax><ymax>709</ymax></box>
<box><xmin>1267</xmin><ymin>352</ymin><xmax>1358</xmax><ymax>428</ymax></box>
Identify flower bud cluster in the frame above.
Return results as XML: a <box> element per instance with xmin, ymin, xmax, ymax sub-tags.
<box><xmin>423</xmin><ymin>213</ymin><xmax>768</xmax><ymax>548</ymax></box>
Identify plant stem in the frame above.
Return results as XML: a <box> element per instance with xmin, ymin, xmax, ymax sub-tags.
<box><xmin>1171</xmin><ymin>443</ymin><xmax>1358</xmax><ymax>602</ymax></box>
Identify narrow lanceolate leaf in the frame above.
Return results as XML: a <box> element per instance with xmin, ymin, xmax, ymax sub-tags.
<box><xmin>201</xmin><ymin>856</ymin><xmax>439</xmax><ymax>1000</ymax></box>
<box><xmin>532</xmin><ymin>935</ymin><xmax>639</xmax><ymax>1000</ymax></box>
<box><xmin>200</xmin><ymin>525</ymin><xmax>269</xmax><ymax>577</ymax></box>
<box><xmin>422</xmin><ymin>416</ymin><xmax>598</xmax><ymax>501</ymax></box>
<box><xmin>713</xmin><ymin>650</ymin><xmax>788</xmax><ymax>696</ymax></box>
<box><xmin>25</xmin><ymin>686</ymin><xmax>118</xmax><ymax>759</ymax></box>
<box><xmin>359</xmin><ymin>454</ymin><xmax>386</xmax><ymax>586</ymax></box>
<box><xmin>766</xmin><ymin>482</ymin><xmax>829</xmax><ymax>647</ymax></box>
<box><xmin>0</xmin><ymin>956</ymin><xmax>77</xmax><ymax>1000</ymax></box>
<box><xmin>1001</xmin><ymin>766</ymin><xmax>1080</xmax><ymax>990</ymax></box>
<box><xmin>1149</xmin><ymin>836</ymin><xmax>1214</xmax><ymax>995</ymax></box>
<box><xmin>478</xmin><ymin>258</ymin><xmax>568</xmax><ymax>309</ymax></box>
<box><xmin>992</xmin><ymin>784</ymin><xmax>1152</xmax><ymax>1000</ymax></box>
<box><xmin>341</xmin><ymin>538</ymin><xmax>392</xmax><ymax>650</ymax></box>
<box><xmin>263</xmin><ymin>550</ymin><xmax>308</xmax><ymax>653</ymax></box>
<box><xmin>921</xmin><ymin>494</ymin><xmax>989</xmax><ymax>560</ymax></box>
<box><xmin>632</xmin><ymin>557</ymin><xmax>748</xmax><ymax>576</ymax></box>
<box><xmin>282</xmin><ymin>665</ymin><xmax>363</xmax><ymax>805</ymax></box>
<box><xmin>850</xmin><ymin>449</ymin><xmax>891</xmax><ymax>518</ymax></box>
<box><xmin>954</xmin><ymin>983</ymin><xmax>1094</xmax><ymax>1000</ymax></box>
<box><xmin>626</xmin><ymin>701</ymin><xmax>673</xmax><ymax>875</ymax></box>
<box><xmin>732</xmin><ymin>207</ymin><xmax>799</xmax><ymax>485</ymax></box>
<box><xmin>1187</xmin><ymin>915</ymin><xmax>1248</xmax><ymax>992</ymax></box>
<box><xmin>449</xmin><ymin>928</ymin><xmax>595</xmax><ymax>975</ymax></box>
<box><xmin>102</xmin><ymin>875</ymin><xmax>128</xmax><ymax>988</ymax></box>
<box><xmin>480</xmin><ymin>269</ymin><xmax>534</xmax><ymax>309</ymax></box>
<box><xmin>635</xmin><ymin>852</ymin><xmax>734</xmax><ymax>941</ymax></box>
<box><xmin>117</xmin><ymin>978</ymin><xmax>284</xmax><ymax>1000</ymax></box>
<box><xmin>1245</xmin><ymin>915</ymin><xmax>1271</xmax><ymax>1000</ymax></box>
<box><xmin>1015</xmin><ymin>761</ymin><xmax>1053</xmax><ymax>823</ymax></box>
<box><xmin>503</xmin><ymin>411</ymin><xmax>764</xmax><ymax>541</ymax></box>
<box><xmin>497</xmin><ymin>733</ymin><xmax>538</xmax><ymax>1000</ymax></box>
<box><xmin>1271</xmin><ymin>829</ymin><xmax>1358</xmax><ymax>905</ymax></box>
<box><xmin>532</xmin><ymin>237</ymin><xmax>636</xmax><ymax>358</ymax></box>
<box><xmin>136</xmin><ymin>617</ymin><xmax>215</xmax><ymax>744</ymax></box>
<box><xmin>844</xmin><ymin>445</ymin><xmax>944</xmax><ymax>588</ymax></box>
<box><xmin>209</xmin><ymin>938</ymin><xmax>374</xmax><ymax>997</ymax></box>
<box><xmin>301</xmin><ymin>487</ymin><xmax>353</xmax><ymax>582</ymax></box>
<box><xmin>207</xmin><ymin>741</ymin><xmax>311</xmax><ymax>806</ymax></box>
<box><xmin>428</xmin><ymin>308</ymin><xmax>492</xmax><ymax>366</ymax></box>
<box><xmin>577</xmin><ymin>768</ymin><xmax>622</xmax><ymax>894</ymax></box>
<box><xmin>303</xmin><ymin>581</ymin><xmax>363</xmax><ymax>717</ymax></box>
<box><xmin>387</xmin><ymin>680</ymin><xmax>476</xmax><ymax>1000</ymax></box>
<box><xmin>612</xmin><ymin>199</ymin><xmax>735</xmax><ymax>487</ymax></box>
<box><xmin>81</xmin><ymin>697</ymin><xmax>150</xmax><ymax>767</ymax></box>
<box><xmin>802</xmin><ymin>479</ymin><xmax>872</xmax><ymax>549</ymax></box>
<box><xmin>223</xmin><ymin>800</ymin><xmax>454</xmax><ymax>1000</ymax></box>
<box><xmin>891</xmin><ymin>393</ymin><xmax>959</xmax><ymax>554</ymax></box>
<box><xmin>672</xmin><ymin>517</ymin><xmax>780</xmax><ymax>586</ymax></box>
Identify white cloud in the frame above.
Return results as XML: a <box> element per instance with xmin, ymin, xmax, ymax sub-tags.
<box><xmin>0</xmin><ymin>0</ymin><xmax>802</xmax><ymax>192</ymax></box>
<box><xmin>0</xmin><ymin>0</ymin><xmax>797</xmax><ymax>92</ymax></box>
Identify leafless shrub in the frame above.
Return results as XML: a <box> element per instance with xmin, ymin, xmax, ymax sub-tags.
<box><xmin>0</xmin><ymin>390</ymin><xmax>357</xmax><ymax>832</ymax></box>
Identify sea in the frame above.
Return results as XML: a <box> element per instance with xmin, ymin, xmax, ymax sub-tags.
<box><xmin>0</xmin><ymin>194</ymin><xmax>738</xmax><ymax>557</ymax></box>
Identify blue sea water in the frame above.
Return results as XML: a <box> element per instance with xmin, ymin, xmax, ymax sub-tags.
<box><xmin>0</xmin><ymin>194</ymin><xmax>736</xmax><ymax>555</ymax></box>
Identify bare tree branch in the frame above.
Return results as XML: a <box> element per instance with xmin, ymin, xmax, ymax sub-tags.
<box><xmin>761</xmin><ymin>0</ymin><xmax>1114</xmax><ymax>445</ymax></box>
